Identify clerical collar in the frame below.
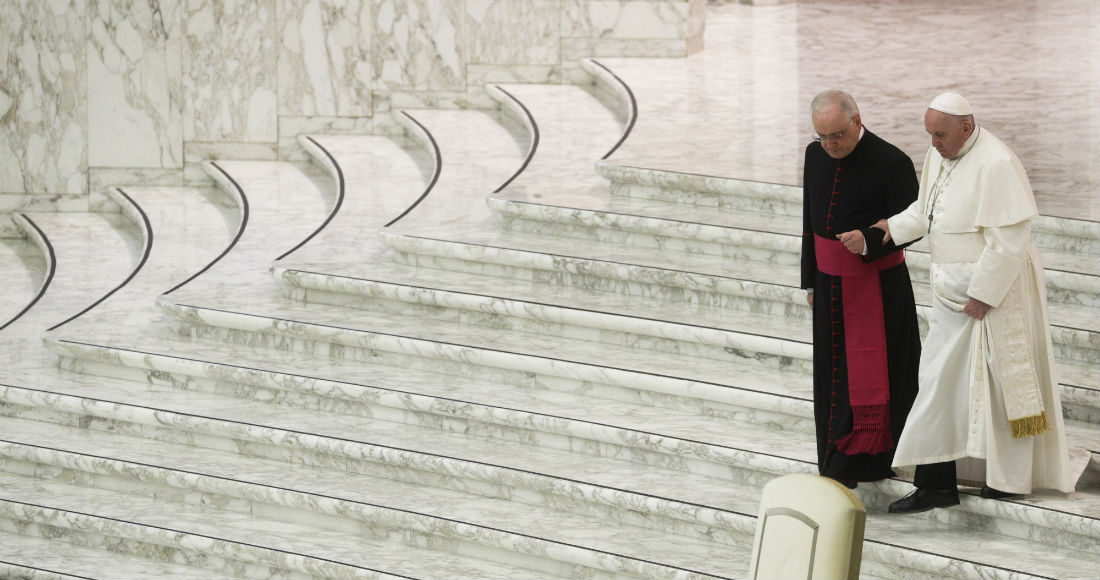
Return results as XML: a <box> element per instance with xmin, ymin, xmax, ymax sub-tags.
<box><xmin>947</xmin><ymin>126</ymin><xmax>981</xmax><ymax>163</ymax></box>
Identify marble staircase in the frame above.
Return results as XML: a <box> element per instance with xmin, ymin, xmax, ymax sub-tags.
<box><xmin>1</xmin><ymin>48</ymin><xmax>1098</xmax><ymax>580</ymax></box>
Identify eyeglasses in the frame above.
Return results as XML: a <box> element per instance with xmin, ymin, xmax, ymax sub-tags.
<box><xmin>811</xmin><ymin>119</ymin><xmax>855</xmax><ymax>143</ymax></box>
<box><xmin>812</xmin><ymin>129</ymin><xmax>848</xmax><ymax>143</ymax></box>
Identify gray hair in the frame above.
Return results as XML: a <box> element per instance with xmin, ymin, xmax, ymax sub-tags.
<box><xmin>811</xmin><ymin>90</ymin><xmax>860</xmax><ymax>120</ymax></box>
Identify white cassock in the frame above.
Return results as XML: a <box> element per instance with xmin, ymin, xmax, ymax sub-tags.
<box><xmin>887</xmin><ymin>126</ymin><xmax>1089</xmax><ymax>494</ymax></box>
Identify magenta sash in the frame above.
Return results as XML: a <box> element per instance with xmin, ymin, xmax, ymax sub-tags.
<box><xmin>814</xmin><ymin>234</ymin><xmax>904</xmax><ymax>455</ymax></box>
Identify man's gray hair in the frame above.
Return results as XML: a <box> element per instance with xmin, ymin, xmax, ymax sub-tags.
<box><xmin>811</xmin><ymin>90</ymin><xmax>860</xmax><ymax>120</ymax></box>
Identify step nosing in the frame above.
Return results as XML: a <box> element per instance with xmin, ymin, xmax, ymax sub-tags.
<box><xmin>44</xmin><ymin>339</ymin><xmax>813</xmax><ymax>465</ymax></box>
<box><xmin>1</xmin><ymin>377</ymin><xmax>761</xmax><ymax>518</ymax></box>
<box><xmin>32</xmin><ymin>344</ymin><xmax>1098</xmax><ymax>524</ymax></box>
<box><xmin>278</xmin><ymin>266</ymin><xmax>812</xmax><ymax>345</ymax></box>
<box><xmin>0</xmin><ymin>496</ymin><xmax>394</xmax><ymax>576</ymax></box>
<box><xmin>0</xmin><ymin>438</ymin><xmax>737</xmax><ymax>579</ymax></box>
<box><xmin>390</xmin><ymin>235</ymin><xmax>1099</xmax><ymax>335</ymax></box>
<box><xmin>45</xmin><ymin>189</ymin><xmax>153</xmax><ymax>333</ymax></box>
<box><xmin>393</xmin><ymin>233</ymin><xmax>801</xmax><ymax>288</ymax></box>
<box><xmin>0</xmin><ymin>560</ymin><xmax>96</xmax><ymax>580</ymax></box>
<box><xmin>164</xmin><ymin>301</ymin><xmax>807</xmax><ymax>401</ymax></box>
<box><xmin>492</xmin><ymin>197</ymin><xmax>795</xmax><ymax>238</ymax></box>
<box><xmin>865</xmin><ymin>537</ymin><xmax>1064</xmax><ymax>580</ymax></box>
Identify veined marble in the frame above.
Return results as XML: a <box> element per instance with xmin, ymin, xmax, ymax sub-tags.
<box><xmin>0</xmin><ymin>230</ymin><xmax>45</xmax><ymax>330</ymax></box>
<box><xmin>2</xmin><ymin>0</ymin><xmax>703</xmax><ymax>207</ymax></box>
<box><xmin>87</xmin><ymin>0</ymin><xmax>183</xmax><ymax>169</ymax></box>
<box><xmin>0</xmin><ymin>0</ymin><xmax>86</xmax><ymax>196</ymax></box>
<box><xmin>0</xmin><ymin>3</ymin><xmax>1096</xmax><ymax>577</ymax></box>
<box><xmin>0</xmin><ymin>532</ymin><xmax>220</xmax><ymax>579</ymax></box>
<box><xmin>467</xmin><ymin>1</ymin><xmax>561</xmax><ymax>66</ymax></box>
<box><xmin>279</xmin><ymin>116</ymin><xmax>375</xmax><ymax>160</ymax></box>
<box><xmin>371</xmin><ymin>0</ymin><xmax>466</xmax><ymax>92</ymax></box>
<box><xmin>182</xmin><ymin>0</ymin><xmax>277</xmax><ymax>143</ymax></box>
<box><xmin>562</xmin><ymin>0</ymin><xmax>706</xmax><ymax>44</ymax></box>
<box><xmin>277</xmin><ymin>0</ymin><xmax>371</xmax><ymax>117</ymax></box>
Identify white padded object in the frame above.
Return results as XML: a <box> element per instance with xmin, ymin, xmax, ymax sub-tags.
<box><xmin>748</xmin><ymin>474</ymin><xmax>866</xmax><ymax>580</ymax></box>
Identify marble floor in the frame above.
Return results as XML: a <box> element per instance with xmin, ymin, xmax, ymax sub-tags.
<box><xmin>606</xmin><ymin>0</ymin><xmax>1100</xmax><ymax>221</ymax></box>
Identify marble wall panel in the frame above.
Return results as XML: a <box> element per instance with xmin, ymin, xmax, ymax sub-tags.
<box><xmin>372</xmin><ymin>0</ymin><xmax>466</xmax><ymax>92</ymax></box>
<box><xmin>1</xmin><ymin>0</ymin><xmax>701</xmax><ymax>207</ymax></box>
<box><xmin>278</xmin><ymin>0</ymin><xmax>372</xmax><ymax>117</ymax></box>
<box><xmin>0</xmin><ymin>0</ymin><xmax>87</xmax><ymax>196</ymax></box>
<box><xmin>87</xmin><ymin>0</ymin><xmax>184</xmax><ymax>170</ymax></box>
<box><xmin>466</xmin><ymin>0</ymin><xmax>561</xmax><ymax>66</ymax></box>
<box><xmin>182</xmin><ymin>0</ymin><xmax>278</xmax><ymax>143</ymax></box>
<box><xmin>563</xmin><ymin>0</ymin><xmax>705</xmax><ymax>46</ymax></box>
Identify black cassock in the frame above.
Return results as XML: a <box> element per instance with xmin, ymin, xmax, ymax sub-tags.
<box><xmin>801</xmin><ymin>129</ymin><xmax>922</xmax><ymax>482</ymax></box>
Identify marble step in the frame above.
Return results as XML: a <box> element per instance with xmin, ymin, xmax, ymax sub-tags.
<box><xmin>0</xmin><ymin>381</ymin><xmax>752</xmax><ymax>580</ymax></box>
<box><xmin>270</xmin><ymin>257</ymin><xmax>1100</xmax><ymax>433</ymax></box>
<box><xmin>486</xmin><ymin>189</ymin><xmax>1100</xmax><ymax>315</ymax></box>
<box><xmin>2</xmin><ymin>208</ymin><xmax>143</xmax><ymax>336</ymax></box>
<box><xmin>157</xmin><ymin>282</ymin><xmax>820</xmax><ymax>415</ymax></box>
<box><xmin>163</xmin><ymin>281</ymin><xmax>1100</xmax><ymax>474</ymax></box>
<box><xmin>0</xmin><ymin>529</ymin><xmax>223</xmax><ymax>580</ymax></box>
<box><xmin>376</xmin><ymin>228</ymin><xmax>1098</xmax><ymax>407</ymax></box>
<box><xmin>0</xmin><ymin>420</ymin><xmax>731</xmax><ymax>580</ymax></box>
<box><xmin>0</xmin><ymin>472</ymin><xmax>533</xmax><ymax>580</ymax></box>
<box><xmin>482</xmin><ymin>187</ymin><xmax>1099</xmax><ymax>372</ymax></box>
<box><xmin>0</xmin><ymin>215</ymin><xmax>50</xmax><ymax>331</ymax></box>
<box><xmin>6</xmin><ymin>361</ymin><xmax>1096</xmax><ymax>580</ymax></box>
<box><xmin>595</xmin><ymin>162</ymin><xmax>1100</xmax><ymax>278</ymax></box>
<box><xmin>273</xmin><ymin>259</ymin><xmax>813</xmax><ymax>372</ymax></box>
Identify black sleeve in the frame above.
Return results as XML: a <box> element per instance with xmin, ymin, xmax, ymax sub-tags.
<box><xmin>801</xmin><ymin>151</ymin><xmax>817</xmax><ymax>289</ymax></box>
<box><xmin>863</xmin><ymin>154</ymin><xmax>920</xmax><ymax>262</ymax></box>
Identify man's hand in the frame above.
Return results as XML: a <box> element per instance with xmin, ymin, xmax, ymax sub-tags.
<box><xmin>871</xmin><ymin>219</ymin><xmax>891</xmax><ymax>243</ymax></box>
<box><xmin>964</xmin><ymin>297</ymin><xmax>992</xmax><ymax>319</ymax></box>
<box><xmin>838</xmin><ymin>230</ymin><xmax>865</xmax><ymax>254</ymax></box>
<box><xmin>806</xmin><ymin>290</ymin><xmax>814</xmax><ymax>308</ymax></box>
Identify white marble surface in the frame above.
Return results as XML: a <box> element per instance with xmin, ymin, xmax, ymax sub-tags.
<box><xmin>278</xmin><ymin>0</ymin><xmax>372</xmax><ymax>118</ymax></box>
<box><xmin>467</xmin><ymin>0</ymin><xmax>561</xmax><ymax>66</ymax></box>
<box><xmin>602</xmin><ymin>0</ymin><xmax>1100</xmax><ymax>221</ymax></box>
<box><xmin>1</xmin><ymin>2</ymin><xmax>1098</xmax><ymax>577</ymax></box>
<box><xmin>0</xmin><ymin>0</ymin><xmax>86</xmax><ymax>196</ymax></box>
<box><xmin>182</xmin><ymin>0</ymin><xmax>277</xmax><ymax>143</ymax></box>
<box><xmin>87</xmin><ymin>0</ymin><xmax>183</xmax><ymax>169</ymax></box>
<box><xmin>3</xmin><ymin>0</ymin><xmax>701</xmax><ymax>208</ymax></box>
<box><xmin>0</xmin><ymin>232</ymin><xmax>45</xmax><ymax>329</ymax></box>
<box><xmin>0</xmin><ymin>530</ymin><xmax>219</xmax><ymax>580</ymax></box>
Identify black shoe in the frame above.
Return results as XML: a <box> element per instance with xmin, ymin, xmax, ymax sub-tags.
<box><xmin>888</xmin><ymin>487</ymin><xmax>960</xmax><ymax>514</ymax></box>
<box><xmin>980</xmin><ymin>485</ymin><xmax>1021</xmax><ymax>500</ymax></box>
<box><xmin>840</xmin><ymin>479</ymin><xmax>858</xmax><ymax>489</ymax></box>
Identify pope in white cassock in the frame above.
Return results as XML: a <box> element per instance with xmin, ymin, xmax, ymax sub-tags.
<box><xmin>874</xmin><ymin>92</ymin><xmax>1089</xmax><ymax>514</ymax></box>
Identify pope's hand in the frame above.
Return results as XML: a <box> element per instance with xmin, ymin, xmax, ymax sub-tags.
<box><xmin>838</xmin><ymin>230</ymin><xmax>865</xmax><ymax>254</ymax></box>
<box><xmin>871</xmin><ymin>219</ymin><xmax>891</xmax><ymax>243</ymax></box>
<box><xmin>964</xmin><ymin>297</ymin><xmax>992</xmax><ymax>319</ymax></box>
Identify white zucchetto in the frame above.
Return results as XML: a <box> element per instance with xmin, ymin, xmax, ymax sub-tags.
<box><xmin>928</xmin><ymin>91</ymin><xmax>973</xmax><ymax>116</ymax></box>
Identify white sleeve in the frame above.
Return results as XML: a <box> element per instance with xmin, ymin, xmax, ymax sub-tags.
<box><xmin>967</xmin><ymin>220</ymin><xmax>1031</xmax><ymax>308</ymax></box>
<box><xmin>886</xmin><ymin>198</ymin><xmax>927</xmax><ymax>246</ymax></box>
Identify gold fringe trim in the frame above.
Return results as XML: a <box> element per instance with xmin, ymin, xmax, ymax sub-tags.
<box><xmin>1010</xmin><ymin>411</ymin><xmax>1050</xmax><ymax>439</ymax></box>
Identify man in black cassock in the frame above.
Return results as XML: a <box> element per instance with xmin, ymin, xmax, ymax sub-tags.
<box><xmin>800</xmin><ymin>90</ymin><xmax>921</xmax><ymax>487</ymax></box>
